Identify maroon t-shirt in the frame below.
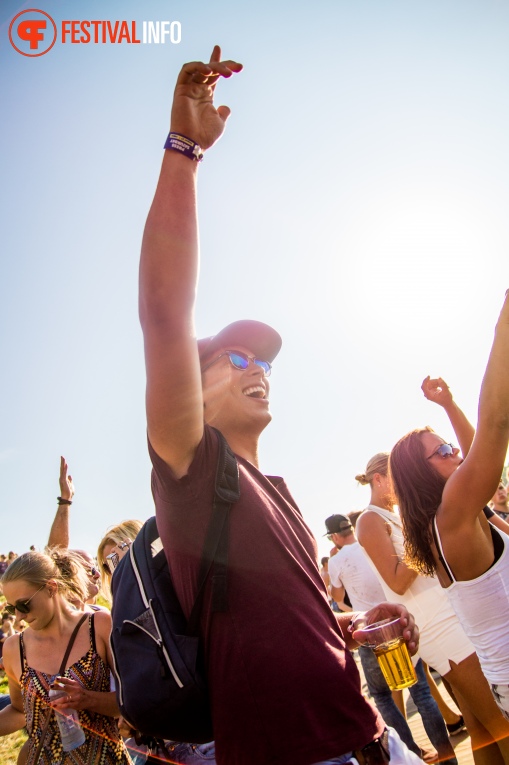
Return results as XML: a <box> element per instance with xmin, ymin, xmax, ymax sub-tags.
<box><xmin>149</xmin><ymin>426</ymin><xmax>383</xmax><ymax>765</ymax></box>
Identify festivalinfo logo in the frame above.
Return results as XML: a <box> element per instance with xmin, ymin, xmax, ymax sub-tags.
<box><xmin>9</xmin><ymin>9</ymin><xmax>181</xmax><ymax>57</ymax></box>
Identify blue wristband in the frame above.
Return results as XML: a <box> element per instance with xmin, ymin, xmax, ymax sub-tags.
<box><xmin>164</xmin><ymin>132</ymin><xmax>203</xmax><ymax>161</ymax></box>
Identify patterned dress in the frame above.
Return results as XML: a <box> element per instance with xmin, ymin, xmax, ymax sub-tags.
<box><xmin>20</xmin><ymin>614</ymin><xmax>132</xmax><ymax>764</ymax></box>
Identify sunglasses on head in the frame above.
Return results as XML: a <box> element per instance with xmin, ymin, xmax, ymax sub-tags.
<box><xmin>4</xmin><ymin>583</ymin><xmax>46</xmax><ymax>616</ymax></box>
<box><xmin>202</xmin><ymin>350</ymin><xmax>272</xmax><ymax>377</ymax></box>
<box><xmin>427</xmin><ymin>443</ymin><xmax>456</xmax><ymax>460</ymax></box>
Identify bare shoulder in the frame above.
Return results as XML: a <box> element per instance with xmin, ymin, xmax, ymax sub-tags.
<box><xmin>92</xmin><ymin>609</ymin><xmax>112</xmax><ymax>633</ymax></box>
<box><xmin>356</xmin><ymin>509</ymin><xmax>389</xmax><ymax>538</ymax></box>
<box><xmin>2</xmin><ymin>632</ymin><xmax>22</xmax><ymax>680</ymax></box>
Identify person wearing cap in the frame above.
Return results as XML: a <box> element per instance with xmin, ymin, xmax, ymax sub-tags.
<box><xmin>138</xmin><ymin>46</ymin><xmax>420</xmax><ymax>765</ymax></box>
<box><xmin>324</xmin><ymin>514</ymin><xmax>354</xmax><ymax>537</ymax></box>
<box><xmin>323</xmin><ymin>516</ymin><xmax>354</xmax><ymax>612</ymax></box>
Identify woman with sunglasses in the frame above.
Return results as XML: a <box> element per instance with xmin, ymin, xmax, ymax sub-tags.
<box><xmin>392</xmin><ymin>374</ymin><xmax>509</xmax><ymax>702</ymax></box>
<box><xmin>386</xmin><ymin>291</ymin><xmax>509</xmax><ymax>763</ymax></box>
<box><xmin>1</xmin><ymin>548</ymin><xmax>131</xmax><ymax>764</ymax></box>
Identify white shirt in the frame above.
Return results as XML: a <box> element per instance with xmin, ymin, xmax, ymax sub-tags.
<box><xmin>328</xmin><ymin>542</ymin><xmax>386</xmax><ymax>612</ymax></box>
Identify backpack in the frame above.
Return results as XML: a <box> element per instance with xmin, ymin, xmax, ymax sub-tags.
<box><xmin>110</xmin><ymin>429</ymin><xmax>240</xmax><ymax>743</ymax></box>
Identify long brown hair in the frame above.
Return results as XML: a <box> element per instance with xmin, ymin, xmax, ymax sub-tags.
<box><xmin>389</xmin><ymin>427</ymin><xmax>446</xmax><ymax>576</ymax></box>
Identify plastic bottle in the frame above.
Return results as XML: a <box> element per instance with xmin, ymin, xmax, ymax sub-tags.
<box><xmin>48</xmin><ymin>687</ymin><xmax>86</xmax><ymax>751</ymax></box>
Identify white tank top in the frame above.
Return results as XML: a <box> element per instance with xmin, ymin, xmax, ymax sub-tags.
<box><xmin>362</xmin><ymin>505</ymin><xmax>454</xmax><ymax>631</ymax></box>
<box><xmin>433</xmin><ymin>515</ymin><xmax>509</xmax><ymax>684</ymax></box>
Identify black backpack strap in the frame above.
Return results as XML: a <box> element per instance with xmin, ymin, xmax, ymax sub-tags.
<box><xmin>186</xmin><ymin>428</ymin><xmax>240</xmax><ymax>633</ymax></box>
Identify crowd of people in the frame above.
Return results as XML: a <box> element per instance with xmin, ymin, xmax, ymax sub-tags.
<box><xmin>324</xmin><ymin>425</ymin><xmax>509</xmax><ymax>764</ymax></box>
<box><xmin>2</xmin><ymin>46</ymin><xmax>509</xmax><ymax>765</ymax></box>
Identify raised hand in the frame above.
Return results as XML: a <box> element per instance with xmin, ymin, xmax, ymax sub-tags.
<box><xmin>170</xmin><ymin>45</ymin><xmax>243</xmax><ymax>152</ymax></box>
<box><xmin>421</xmin><ymin>376</ymin><xmax>453</xmax><ymax>408</ymax></box>
<box><xmin>59</xmin><ymin>456</ymin><xmax>74</xmax><ymax>502</ymax></box>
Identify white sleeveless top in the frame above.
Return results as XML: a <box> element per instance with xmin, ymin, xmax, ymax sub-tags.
<box><xmin>363</xmin><ymin>505</ymin><xmax>448</xmax><ymax>622</ymax></box>
<box><xmin>433</xmin><ymin>515</ymin><xmax>509</xmax><ymax>684</ymax></box>
<box><xmin>362</xmin><ymin>505</ymin><xmax>475</xmax><ymax>676</ymax></box>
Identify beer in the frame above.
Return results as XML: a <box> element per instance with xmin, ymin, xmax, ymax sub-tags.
<box><xmin>373</xmin><ymin>636</ymin><xmax>417</xmax><ymax>690</ymax></box>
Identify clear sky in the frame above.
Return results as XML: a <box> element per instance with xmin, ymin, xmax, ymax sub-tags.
<box><xmin>1</xmin><ymin>0</ymin><xmax>508</xmax><ymax>560</ymax></box>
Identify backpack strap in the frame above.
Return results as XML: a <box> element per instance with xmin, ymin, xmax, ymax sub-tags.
<box><xmin>186</xmin><ymin>428</ymin><xmax>240</xmax><ymax>633</ymax></box>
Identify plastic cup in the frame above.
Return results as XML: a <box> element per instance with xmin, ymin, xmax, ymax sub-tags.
<box><xmin>361</xmin><ymin>617</ymin><xmax>417</xmax><ymax>690</ymax></box>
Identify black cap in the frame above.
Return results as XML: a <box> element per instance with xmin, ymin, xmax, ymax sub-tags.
<box><xmin>323</xmin><ymin>514</ymin><xmax>354</xmax><ymax>536</ymax></box>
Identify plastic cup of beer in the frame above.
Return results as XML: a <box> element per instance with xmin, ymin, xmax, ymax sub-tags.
<box><xmin>362</xmin><ymin>617</ymin><xmax>417</xmax><ymax>691</ymax></box>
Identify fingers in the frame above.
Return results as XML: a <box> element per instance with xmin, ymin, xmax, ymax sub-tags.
<box><xmin>422</xmin><ymin>376</ymin><xmax>450</xmax><ymax>403</ymax></box>
<box><xmin>50</xmin><ymin>677</ymin><xmax>82</xmax><ymax>707</ymax></box>
<box><xmin>54</xmin><ymin>676</ymin><xmax>80</xmax><ymax>689</ymax></box>
<box><xmin>209</xmin><ymin>44</ymin><xmax>221</xmax><ymax>64</ymax></box>
<box><xmin>404</xmin><ymin>619</ymin><xmax>419</xmax><ymax>654</ymax></box>
<box><xmin>177</xmin><ymin>57</ymin><xmax>243</xmax><ymax>87</ymax></box>
<box><xmin>217</xmin><ymin>105</ymin><xmax>231</xmax><ymax>123</ymax></box>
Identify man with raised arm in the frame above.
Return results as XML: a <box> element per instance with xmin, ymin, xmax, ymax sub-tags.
<box><xmin>139</xmin><ymin>46</ymin><xmax>420</xmax><ymax>765</ymax></box>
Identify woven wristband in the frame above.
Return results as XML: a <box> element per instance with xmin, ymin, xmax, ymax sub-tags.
<box><xmin>57</xmin><ymin>497</ymin><xmax>72</xmax><ymax>505</ymax></box>
<box><xmin>164</xmin><ymin>132</ymin><xmax>203</xmax><ymax>162</ymax></box>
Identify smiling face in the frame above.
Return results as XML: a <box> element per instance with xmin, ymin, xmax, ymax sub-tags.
<box><xmin>420</xmin><ymin>431</ymin><xmax>462</xmax><ymax>481</ymax></box>
<box><xmin>2</xmin><ymin>579</ymin><xmax>54</xmax><ymax>630</ymax></box>
<box><xmin>201</xmin><ymin>345</ymin><xmax>272</xmax><ymax>435</ymax></box>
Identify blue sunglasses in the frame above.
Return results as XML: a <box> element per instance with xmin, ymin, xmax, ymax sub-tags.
<box><xmin>427</xmin><ymin>443</ymin><xmax>456</xmax><ymax>460</ymax></box>
<box><xmin>202</xmin><ymin>350</ymin><xmax>272</xmax><ymax>377</ymax></box>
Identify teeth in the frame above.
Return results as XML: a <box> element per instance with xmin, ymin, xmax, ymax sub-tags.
<box><xmin>243</xmin><ymin>386</ymin><xmax>266</xmax><ymax>399</ymax></box>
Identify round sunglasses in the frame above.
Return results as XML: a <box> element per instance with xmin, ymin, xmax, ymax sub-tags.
<box><xmin>427</xmin><ymin>443</ymin><xmax>456</xmax><ymax>460</ymax></box>
<box><xmin>4</xmin><ymin>583</ymin><xmax>46</xmax><ymax>616</ymax></box>
<box><xmin>202</xmin><ymin>350</ymin><xmax>271</xmax><ymax>377</ymax></box>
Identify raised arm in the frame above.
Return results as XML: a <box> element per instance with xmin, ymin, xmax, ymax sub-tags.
<box><xmin>441</xmin><ymin>291</ymin><xmax>509</xmax><ymax>525</ymax></box>
<box><xmin>47</xmin><ymin>456</ymin><xmax>74</xmax><ymax>548</ymax></box>
<box><xmin>421</xmin><ymin>376</ymin><xmax>475</xmax><ymax>457</ymax></box>
<box><xmin>139</xmin><ymin>46</ymin><xmax>242</xmax><ymax>478</ymax></box>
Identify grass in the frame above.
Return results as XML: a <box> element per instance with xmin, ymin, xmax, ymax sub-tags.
<box><xmin>0</xmin><ymin>674</ymin><xmax>28</xmax><ymax>765</ymax></box>
<box><xmin>0</xmin><ymin>729</ymin><xmax>27</xmax><ymax>765</ymax></box>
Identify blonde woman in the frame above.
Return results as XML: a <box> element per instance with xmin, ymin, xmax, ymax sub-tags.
<box><xmin>97</xmin><ymin>520</ymin><xmax>143</xmax><ymax>604</ymax></box>
<box><xmin>356</xmin><ymin>452</ymin><xmax>509</xmax><ymax>765</ymax></box>
<box><xmin>1</xmin><ymin>549</ymin><xmax>131</xmax><ymax>764</ymax></box>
